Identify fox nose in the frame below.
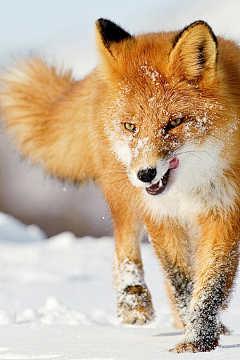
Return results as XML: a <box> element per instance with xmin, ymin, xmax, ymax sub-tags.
<box><xmin>137</xmin><ymin>167</ymin><xmax>157</xmax><ymax>183</ymax></box>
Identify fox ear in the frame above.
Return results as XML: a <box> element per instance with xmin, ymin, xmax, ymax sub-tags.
<box><xmin>95</xmin><ymin>18</ymin><xmax>132</xmax><ymax>59</ymax></box>
<box><xmin>169</xmin><ymin>21</ymin><xmax>218</xmax><ymax>85</ymax></box>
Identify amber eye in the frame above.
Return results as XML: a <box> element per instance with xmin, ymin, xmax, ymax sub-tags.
<box><xmin>124</xmin><ymin>123</ymin><xmax>136</xmax><ymax>132</ymax></box>
<box><xmin>166</xmin><ymin>117</ymin><xmax>184</xmax><ymax>131</ymax></box>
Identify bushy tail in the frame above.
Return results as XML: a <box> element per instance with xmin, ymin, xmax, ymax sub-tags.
<box><xmin>1</xmin><ymin>57</ymin><xmax>74</xmax><ymax>130</ymax></box>
<box><xmin>0</xmin><ymin>57</ymin><xmax>97</xmax><ymax>183</ymax></box>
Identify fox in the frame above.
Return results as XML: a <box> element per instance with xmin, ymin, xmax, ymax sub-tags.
<box><xmin>0</xmin><ymin>18</ymin><xmax>240</xmax><ymax>353</ymax></box>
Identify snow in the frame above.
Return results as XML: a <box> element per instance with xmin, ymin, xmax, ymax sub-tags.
<box><xmin>0</xmin><ymin>212</ymin><xmax>239</xmax><ymax>359</ymax></box>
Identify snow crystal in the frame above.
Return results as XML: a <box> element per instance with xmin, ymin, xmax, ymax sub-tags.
<box><xmin>113</xmin><ymin>256</ymin><xmax>146</xmax><ymax>292</ymax></box>
<box><xmin>140</xmin><ymin>65</ymin><xmax>161</xmax><ymax>86</ymax></box>
<box><xmin>133</xmin><ymin>137</ymin><xmax>151</xmax><ymax>158</ymax></box>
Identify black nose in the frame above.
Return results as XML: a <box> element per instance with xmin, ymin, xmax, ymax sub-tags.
<box><xmin>137</xmin><ymin>168</ymin><xmax>157</xmax><ymax>183</ymax></box>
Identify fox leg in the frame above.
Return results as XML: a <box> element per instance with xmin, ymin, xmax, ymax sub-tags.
<box><xmin>172</xmin><ymin>213</ymin><xmax>239</xmax><ymax>353</ymax></box>
<box><xmin>164</xmin><ymin>278</ymin><xmax>187</xmax><ymax>330</ymax></box>
<box><xmin>112</xmin><ymin>207</ymin><xmax>155</xmax><ymax>325</ymax></box>
<box><xmin>162</xmin><ymin>258</ymin><xmax>193</xmax><ymax>329</ymax></box>
<box><xmin>145</xmin><ymin>218</ymin><xmax>193</xmax><ymax>329</ymax></box>
<box><xmin>97</xmin><ymin>169</ymin><xmax>155</xmax><ymax>324</ymax></box>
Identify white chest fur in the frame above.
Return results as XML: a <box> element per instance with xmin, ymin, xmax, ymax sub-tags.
<box><xmin>141</xmin><ymin>142</ymin><xmax>237</xmax><ymax>222</ymax></box>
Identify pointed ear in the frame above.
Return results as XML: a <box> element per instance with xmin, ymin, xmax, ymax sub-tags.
<box><xmin>95</xmin><ymin>18</ymin><xmax>132</xmax><ymax>59</ymax></box>
<box><xmin>168</xmin><ymin>21</ymin><xmax>218</xmax><ymax>85</ymax></box>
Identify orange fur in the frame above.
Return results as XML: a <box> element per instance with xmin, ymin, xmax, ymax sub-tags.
<box><xmin>1</xmin><ymin>19</ymin><xmax>240</xmax><ymax>352</ymax></box>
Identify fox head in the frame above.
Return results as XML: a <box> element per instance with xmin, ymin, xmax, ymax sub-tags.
<box><xmin>95</xmin><ymin>19</ymin><xmax>236</xmax><ymax>197</ymax></box>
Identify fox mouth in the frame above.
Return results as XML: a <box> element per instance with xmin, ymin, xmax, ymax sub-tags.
<box><xmin>146</xmin><ymin>157</ymin><xmax>179</xmax><ymax>196</ymax></box>
<box><xmin>146</xmin><ymin>170</ymin><xmax>170</xmax><ymax>195</ymax></box>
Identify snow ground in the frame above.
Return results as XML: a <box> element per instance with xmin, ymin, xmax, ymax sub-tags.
<box><xmin>0</xmin><ymin>213</ymin><xmax>239</xmax><ymax>359</ymax></box>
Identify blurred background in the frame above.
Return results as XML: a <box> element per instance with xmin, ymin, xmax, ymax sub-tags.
<box><xmin>0</xmin><ymin>0</ymin><xmax>239</xmax><ymax>238</ymax></box>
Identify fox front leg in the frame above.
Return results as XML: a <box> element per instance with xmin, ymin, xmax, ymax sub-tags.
<box><xmin>113</xmin><ymin>252</ymin><xmax>154</xmax><ymax>325</ymax></box>
<box><xmin>112</xmin><ymin>210</ymin><xmax>155</xmax><ymax>325</ymax></box>
<box><xmin>146</xmin><ymin>218</ymin><xmax>193</xmax><ymax>329</ymax></box>
<box><xmin>97</xmin><ymin>153</ymin><xmax>155</xmax><ymax>324</ymax></box>
<box><xmin>172</xmin><ymin>268</ymin><xmax>232</xmax><ymax>353</ymax></box>
<box><xmin>171</xmin><ymin>213</ymin><xmax>239</xmax><ymax>353</ymax></box>
<box><xmin>110</xmin><ymin>197</ymin><xmax>155</xmax><ymax>324</ymax></box>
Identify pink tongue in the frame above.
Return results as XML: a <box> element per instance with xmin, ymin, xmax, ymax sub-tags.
<box><xmin>169</xmin><ymin>157</ymin><xmax>179</xmax><ymax>170</ymax></box>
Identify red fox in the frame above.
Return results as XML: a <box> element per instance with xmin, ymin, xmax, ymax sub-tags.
<box><xmin>1</xmin><ymin>19</ymin><xmax>240</xmax><ymax>352</ymax></box>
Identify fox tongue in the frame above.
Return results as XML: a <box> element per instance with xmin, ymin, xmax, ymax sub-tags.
<box><xmin>169</xmin><ymin>157</ymin><xmax>179</xmax><ymax>170</ymax></box>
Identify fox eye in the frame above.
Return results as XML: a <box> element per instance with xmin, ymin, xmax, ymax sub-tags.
<box><xmin>124</xmin><ymin>122</ymin><xmax>136</xmax><ymax>132</ymax></box>
<box><xmin>166</xmin><ymin>117</ymin><xmax>184</xmax><ymax>131</ymax></box>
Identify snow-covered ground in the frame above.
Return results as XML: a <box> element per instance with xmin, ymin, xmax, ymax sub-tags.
<box><xmin>0</xmin><ymin>213</ymin><xmax>239</xmax><ymax>359</ymax></box>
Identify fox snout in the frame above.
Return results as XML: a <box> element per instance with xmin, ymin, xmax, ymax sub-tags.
<box><xmin>131</xmin><ymin>158</ymin><xmax>179</xmax><ymax>196</ymax></box>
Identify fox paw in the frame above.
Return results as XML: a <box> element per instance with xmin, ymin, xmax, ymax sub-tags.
<box><xmin>169</xmin><ymin>339</ymin><xmax>219</xmax><ymax>353</ymax></box>
<box><xmin>120</xmin><ymin>307</ymin><xmax>155</xmax><ymax>325</ymax></box>
<box><xmin>117</xmin><ymin>285</ymin><xmax>155</xmax><ymax>325</ymax></box>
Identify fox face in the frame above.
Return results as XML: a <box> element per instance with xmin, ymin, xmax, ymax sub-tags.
<box><xmin>96</xmin><ymin>20</ymin><xmax>237</xmax><ymax>205</ymax></box>
<box><xmin>105</xmin><ymin>77</ymin><xmax>222</xmax><ymax>199</ymax></box>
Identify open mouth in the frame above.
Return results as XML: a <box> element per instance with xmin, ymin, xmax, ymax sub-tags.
<box><xmin>146</xmin><ymin>157</ymin><xmax>179</xmax><ymax>196</ymax></box>
<box><xmin>146</xmin><ymin>169</ymin><xmax>170</xmax><ymax>195</ymax></box>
